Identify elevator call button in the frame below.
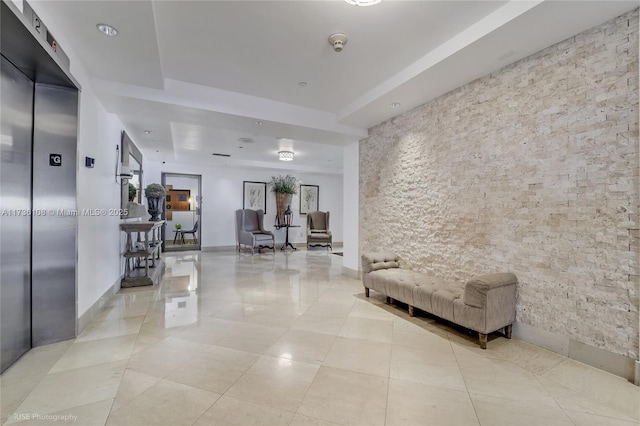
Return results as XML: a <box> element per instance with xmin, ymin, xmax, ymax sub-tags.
<box><xmin>49</xmin><ymin>154</ymin><xmax>62</xmax><ymax>166</ymax></box>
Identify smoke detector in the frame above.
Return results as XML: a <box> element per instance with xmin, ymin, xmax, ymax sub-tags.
<box><xmin>328</xmin><ymin>33</ymin><xmax>348</xmax><ymax>52</ymax></box>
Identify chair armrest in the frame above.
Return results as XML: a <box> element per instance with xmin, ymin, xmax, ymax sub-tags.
<box><xmin>238</xmin><ymin>229</ymin><xmax>254</xmax><ymax>245</ymax></box>
<box><xmin>361</xmin><ymin>252</ymin><xmax>399</xmax><ymax>273</ymax></box>
<box><xmin>463</xmin><ymin>273</ymin><xmax>517</xmax><ymax>308</ymax></box>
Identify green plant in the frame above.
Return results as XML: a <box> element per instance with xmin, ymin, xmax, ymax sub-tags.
<box><xmin>269</xmin><ymin>174</ymin><xmax>299</xmax><ymax>195</ymax></box>
<box><xmin>128</xmin><ymin>183</ymin><xmax>137</xmax><ymax>202</ymax></box>
<box><xmin>175</xmin><ymin>223</ymin><xmax>182</xmax><ymax>230</ymax></box>
<box><xmin>144</xmin><ymin>183</ymin><xmax>166</xmax><ymax>198</ymax></box>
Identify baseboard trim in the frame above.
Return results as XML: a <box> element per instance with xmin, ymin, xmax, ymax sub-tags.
<box><xmin>342</xmin><ymin>265</ymin><xmax>360</xmax><ymax>279</ymax></box>
<box><xmin>202</xmin><ymin>245</ymin><xmax>237</xmax><ymax>252</ymax></box>
<box><xmin>202</xmin><ymin>243</ymin><xmax>344</xmax><ymax>252</ymax></box>
<box><xmin>514</xmin><ymin>322</ymin><xmax>637</xmax><ymax>384</ymax></box>
<box><xmin>77</xmin><ymin>276</ymin><xmax>121</xmax><ymax>335</ymax></box>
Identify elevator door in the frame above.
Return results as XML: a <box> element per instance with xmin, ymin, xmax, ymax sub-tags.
<box><xmin>0</xmin><ymin>56</ymin><xmax>34</xmax><ymax>373</ymax></box>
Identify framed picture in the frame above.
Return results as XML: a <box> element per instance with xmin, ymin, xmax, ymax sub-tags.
<box><xmin>243</xmin><ymin>181</ymin><xmax>267</xmax><ymax>212</ymax></box>
<box><xmin>300</xmin><ymin>184</ymin><xmax>319</xmax><ymax>214</ymax></box>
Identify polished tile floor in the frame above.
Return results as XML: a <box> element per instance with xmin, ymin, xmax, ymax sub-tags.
<box><xmin>2</xmin><ymin>251</ymin><xmax>639</xmax><ymax>426</ymax></box>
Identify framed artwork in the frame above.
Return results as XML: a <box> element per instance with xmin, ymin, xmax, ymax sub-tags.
<box><xmin>243</xmin><ymin>181</ymin><xmax>267</xmax><ymax>212</ymax></box>
<box><xmin>300</xmin><ymin>184</ymin><xmax>319</xmax><ymax>214</ymax></box>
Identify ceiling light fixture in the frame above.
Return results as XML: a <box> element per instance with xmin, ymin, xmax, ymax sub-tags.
<box><xmin>254</xmin><ymin>121</ymin><xmax>263</xmax><ymax>125</ymax></box>
<box><xmin>344</xmin><ymin>0</ymin><xmax>381</xmax><ymax>6</ymax></box>
<box><xmin>278</xmin><ymin>151</ymin><xmax>294</xmax><ymax>161</ymax></box>
<box><xmin>96</xmin><ymin>23</ymin><xmax>118</xmax><ymax>36</ymax></box>
<box><xmin>238</xmin><ymin>137</ymin><xmax>255</xmax><ymax>144</ymax></box>
<box><xmin>390</xmin><ymin>102</ymin><xmax>401</xmax><ymax>108</ymax></box>
<box><xmin>298</xmin><ymin>81</ymin><xmax>308</xmax><ymax>87</ymax></box>
<box><xmin>144</xmin><ymin>130</ymin><xmax>152</xmax><ymax>135</ymax></box>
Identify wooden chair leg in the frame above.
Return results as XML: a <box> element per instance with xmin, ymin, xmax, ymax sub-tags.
<box><xmin>505</xmin><ymin>324</ymin><xmax>513</xmax><ymax>339</ymax></box>
<box><xmin>408</xmin><ymin>305</ymin><xmax>415</xmax><ymax>317</ymax></box>
<box><xmin>479</xmin><ymin>333</ymin><xmax>487</xmax><ymax>349</ymax></box>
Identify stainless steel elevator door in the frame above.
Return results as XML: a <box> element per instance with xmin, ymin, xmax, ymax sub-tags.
<box><xmin>0</xmin><ymin>56</ymin><xmax>34</xmax><ymax>374</ymax></box>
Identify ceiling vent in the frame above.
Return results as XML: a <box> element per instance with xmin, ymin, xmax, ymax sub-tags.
<box><xmin>212</xmin><ymin>153</ymin><xmax>231</xmax><ymax>157</ymax></box>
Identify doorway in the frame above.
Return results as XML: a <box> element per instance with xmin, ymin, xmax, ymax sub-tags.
<box><xmin>162</xmin><ymin>173</ymin><xmax>202</xmax><ymax>252</ymax></box>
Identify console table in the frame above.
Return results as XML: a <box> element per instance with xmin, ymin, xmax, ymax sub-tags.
<box><xmin>120</xmin><ymin>221</ymin><xmax>164</xmax><ymax>287</ymax></box>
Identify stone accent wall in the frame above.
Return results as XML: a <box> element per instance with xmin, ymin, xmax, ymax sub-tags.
<box><xmin>360</xmin><ymin>9</ymin><xmax>639</xmax><ymax>358</ymax></box>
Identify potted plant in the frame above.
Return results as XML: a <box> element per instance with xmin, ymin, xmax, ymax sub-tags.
<box><xmin>270</xmin><ymin>174</ymin><xmax>299</xmax><ymax>226</ymax></box>
<box><xmin>175</xmin><ymin>223</ymin><xmax>182</xmax><ymax>230</ymax></box>
<box><xmin>144</xmin><ymin>183</ymin><xmax>166</xmax><ymax>221</ymax></box>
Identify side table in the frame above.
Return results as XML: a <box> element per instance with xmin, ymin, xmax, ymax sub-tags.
<box><xmin>275</xmin><ymin>224</ymin><xmax>300</xmax><ymax>251</ymax></box>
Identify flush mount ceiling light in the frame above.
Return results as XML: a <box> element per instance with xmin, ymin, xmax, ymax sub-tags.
<box><xmin>96</xmin><ymin>23</ymin><xmax>118</xmax><ymax>36</ymax></box>
<box><xmin>253</xmin><ymin>121</ymin><xmax>263</xmax><ymax>125</ymax></box>
<box><xmin>278</xmin><ymin>151</ymin><xmax>294</xmax><ymax>161</ymax></box>
<box><xmin>390</xmin><ymin>102</ymin><xmax>401</xmax><ymax>108</ymax></box>
<box><xmin>238</xmin><ymin>137</ymin><xmax>254</xmax><ymax>144</ymax></box>
<box><xmin>344</xmin><ymin>0</ymin><xmax>381</xmax><ymax>6</ymax></box>
<box><xmin>143</xmin><ymin>130</ymin><xmax>152</xmax><ymax>135</ymax></box>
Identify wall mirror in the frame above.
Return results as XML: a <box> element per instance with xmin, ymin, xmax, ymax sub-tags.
<box><xmin>121</xmin><ymin>131</ymin><xmax>143</xmax><ymax>216</ymax></box>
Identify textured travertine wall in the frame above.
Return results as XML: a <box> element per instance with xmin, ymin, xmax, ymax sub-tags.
<box><xmin>360</xmin><ymin>10</ymin><xmax>639</xmax><ymax>358</ymax></box>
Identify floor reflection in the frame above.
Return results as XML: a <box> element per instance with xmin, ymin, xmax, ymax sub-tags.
<box><xmin>2</xmin><ymin>250</ymin><xmax>639</xmax><ymax>426</ymax></box>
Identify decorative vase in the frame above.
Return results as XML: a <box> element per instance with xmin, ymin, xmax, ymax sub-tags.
<box><xmin>275</xmin><ymin>193</ymin><xmax>292</xmax><ymax>226</ymax></box>
<box><xmin>146</xmin><ymin>196</ymin><xmax>164</xmax><ymax>222</ymax></box>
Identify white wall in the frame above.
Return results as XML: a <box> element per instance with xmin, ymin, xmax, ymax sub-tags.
<box><xmin>342</xmin><ymin>142</ymin><xmax>359</xmax><ymax>273</ymax></box>
<box><xmin>144</xmin><ymin>160</ymin><xmax>343</xmax><ymax>248</ymax></box>
<box><xmin>30</xmin><ymin>2</ymin><xmax>126</xmax><ymax>317</ymax></box>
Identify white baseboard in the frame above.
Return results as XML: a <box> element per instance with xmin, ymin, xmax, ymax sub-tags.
<box><xmin>514</xmin><ymin>322</ymin><xmax>637</xmax><ymax>384</ymax></box>
<box><xmin>77</xmin><ymin>276</ymin><xmax>121</xmax><ymax>334</ymax></box>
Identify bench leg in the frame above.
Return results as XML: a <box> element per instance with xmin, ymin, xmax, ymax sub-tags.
<box><xmin>408</xmin><ymin>305</ymin><xmax>415</xmax><ymax>317</ymax></box>
<box><xmin>386</xmin><ymin>296</ymin><xmax>392</xmax><ymax>304</ymax></box>
<box><xmin>365</xmin><ymin>288</ymin><xmax>369</xmax><ymax>297</ymax></box>
<box><xmin>505</xmin><ymin>324</ymin><xmax>513</xmax><ymax>339</ymax></box>
<box><xmin>479</xmin><ymin>333</ymin><xmax>487</xmax><ymax>349</ymax></box>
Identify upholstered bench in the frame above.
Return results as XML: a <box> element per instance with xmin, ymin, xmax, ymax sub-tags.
<box><xmin>361</xmin><ymin>252</ymin><xmax>517</xmax><ymax>349</ymax></box>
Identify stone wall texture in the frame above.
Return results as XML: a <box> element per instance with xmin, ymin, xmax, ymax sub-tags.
<box><xmin>360</xmin><ymin>9</ymin><xmax>639</xmax><ymax>358</ymax></box>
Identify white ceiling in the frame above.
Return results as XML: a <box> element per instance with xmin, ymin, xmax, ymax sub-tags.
<box><xmin>32</xmin><ymin>0</ymin><xmax>638</xmax><ymax>174</ymax></box>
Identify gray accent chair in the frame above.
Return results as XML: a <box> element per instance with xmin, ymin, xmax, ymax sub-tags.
<box><xmin>235</xmin><ymin>209</ymin><xmax>275</xmax><ymax>254</ymax></box>
<box><xmin>307</xmin><ymin>211</ymin><xmax>332</xmax><ymax>250</ymax></box>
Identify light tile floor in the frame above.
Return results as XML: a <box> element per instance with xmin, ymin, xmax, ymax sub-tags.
<box><xmin>2</xmin><ymin>251</ymin><xmax>639</xmax><ymax>426</ymax></box>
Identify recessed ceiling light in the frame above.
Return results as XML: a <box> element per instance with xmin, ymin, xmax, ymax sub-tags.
<box><xmin>238</xmin><ymin>146</ymin><xmax>244</xmax><ymax>149</ymax></box>
<box><xmin>390</xmin><ymin>102</ymin><xmax>401</xmax><ymax>108</ymax></box>
<box><xmin>96</xmin><ymin>23</ymin><xmax>118</xmax><ymax>36</ymax></box>
<box><xmin>155</xmin><ymin>150</ymin><xmax>159</xmax><ymax>153</ymax></box>
<box><xmin>344</xmin><ymin>0</ymin><xmax>381</xmax><ymax>6</ymax></box>
<box><xmin>253</xmin><ymin>121</ymin><xmax>263</xmax><ymax>125</ymax></box>
<box><xmin>298</xmin><ymin>81</ymin><xmax>308</xmax><ymax>87</ymax></box>
<box><xmin>144</xmin><ymin>130</ymin><xmax>152</xmax><ymax>135</ymax></box>
<box><xmin>278</xmin><ymin>151</ymin><xmax>294</xmax><ymax>161</ymax></box>
<box><xmin>238</xmin><ymin>137</ymin><xmax>255</xmax><ymax>144</ymax></box>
